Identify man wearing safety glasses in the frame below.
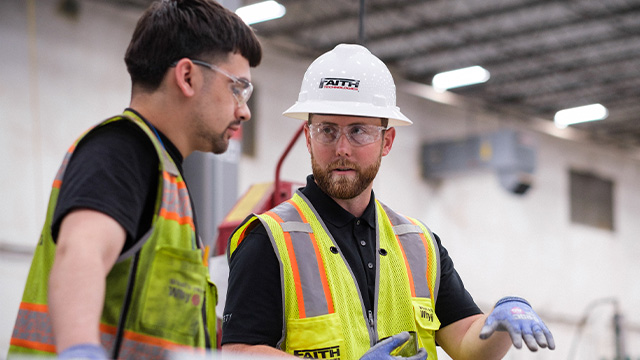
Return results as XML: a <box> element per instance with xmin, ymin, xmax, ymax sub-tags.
<box><xmin>222</xmin><ymin>44</ymin><xmax>554</xmax><ymax>360</ymax></box>
<box><xmin>9</xmin><ymin>1</ymin><xmax>261</xmax><ymax>359</ymax></box>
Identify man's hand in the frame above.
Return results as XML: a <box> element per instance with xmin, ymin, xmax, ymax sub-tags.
<box><xmin>360</xmin><ymin>332</ymin><xmax>427</xmax><ymax>360</ymax></box>
<box><xmin>479</xmin><ymin>296</ymin><xmax>555</xmax><ymax>351</ymax></box>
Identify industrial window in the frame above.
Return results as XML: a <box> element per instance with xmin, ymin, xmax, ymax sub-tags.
<box><xmin>569</xmin><ymin>169</ymin><xmax>614</xmax><ymax>231</ymax></box>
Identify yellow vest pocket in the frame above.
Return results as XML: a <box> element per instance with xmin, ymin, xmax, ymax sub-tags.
<box><xmin>412</xmin><ymin>298</ymin><xmax>440</xmax><ymax>359</ymax></box>
<box><xmin>141</xmin><ymin>246</ymin><xmax>206</xmax><ymax>338</ymax></box>
<box><xmin>286</xmin><ymin>313</ymin><xmax>345</xmax><ymax>360</ymax></box>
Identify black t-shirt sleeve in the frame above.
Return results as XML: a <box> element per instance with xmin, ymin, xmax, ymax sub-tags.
<box><xmin>432</xmin><ymin>233</ymin><xmax>483</xmax><ymax>328</ymax></box>
<box><xmin>51</xmin><ymin>120</ymin><xmax>159</xmax><ymax>253</ymax></box>
<box><xmin>221</xmin><ymin>223</ymin><xmax>283</xmax><ymax>347</ymax></box>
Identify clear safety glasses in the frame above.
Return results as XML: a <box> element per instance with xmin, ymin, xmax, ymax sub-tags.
<box><xmin>307</xmin><ymin>123</ymin><xmax>387</xmax><ymax>147</ymax></box>
<box><xmin>173</xmin><ymin>59</ymin><xmax>253</xmax><ymax>107</ymax></box>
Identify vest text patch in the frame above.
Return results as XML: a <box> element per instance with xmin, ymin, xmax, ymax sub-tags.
<box><xmin>294</xmin><ymin>345</ymin><xmax>340</xmax><ymax>359</ymax></box>
<box><xmin>419</xmin><ymin>305</ymin><xmax>434</xmax><ymax>322</ymax></box>
<box><xmin>168</xmin><ymin>278</ymin><xmax>202</xmax><ymax>306</ymax></box>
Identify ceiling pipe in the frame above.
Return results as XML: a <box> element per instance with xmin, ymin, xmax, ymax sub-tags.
<box><xmin>358</xmin><ymin>0</ymin><xmax>366</xmax><ymax>45</ymax></box>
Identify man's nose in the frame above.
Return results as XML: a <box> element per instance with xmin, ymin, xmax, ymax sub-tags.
<box><xmin>334</xmin><ymin>132</ymin><xmax>352</xmax><ymax>156</ymax></box>
<box><xmin>236</xmin><ymin>102</ymin><xmax>251</xmax><ymax>122</ymax></box>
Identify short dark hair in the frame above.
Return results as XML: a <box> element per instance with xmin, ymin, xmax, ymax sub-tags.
<box><xmin>125</xmin><ymin>0</ymin><xmax>262</xmax><ymax>91</ymax></box>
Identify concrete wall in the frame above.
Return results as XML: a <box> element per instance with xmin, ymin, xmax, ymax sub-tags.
<box><xmin>2</xmin><ymin>1</ymin><xmax>639</xmax><ymax>359</ymax></box>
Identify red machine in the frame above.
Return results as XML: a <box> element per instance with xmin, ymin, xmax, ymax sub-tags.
<box><xmin>214</xmin><ymin>124</ymin><xmax>305</xmax><ymax>256</ymax></box>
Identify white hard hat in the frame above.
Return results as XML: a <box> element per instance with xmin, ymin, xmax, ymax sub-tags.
<box><xmin>283</xmin><ymin>44</ymin><xmax>412</xmax><ymax>127</ymax></box>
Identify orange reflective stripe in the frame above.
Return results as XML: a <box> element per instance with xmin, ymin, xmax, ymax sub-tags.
<box><xmin>237</xmin><ymin>222</ymin><xmax>252</xmax><ymax>247</ymax></box>
<box><xmin>11</xmin><ymin>302</ymin><xmax>56</xmax><ymax>354</ymax></box>
<box><xmin>99</xmin><ymin>323</ymin><xmax>195</xmax><ymax>350</ymax></box>
<box><xmin>160</xmin><ymin>171</ymin><xmax>195</xmax><ymax>231</ymax></box>
<box><xmin>202</xmin><ymin>245</ymin><xmax>210</xmax><ymax>266</ymax></box>
<box><xmin>10</xmin><ymin>338</ymin><xmax>56</xmax><ymax>353</ymax></box>
<box><xmin>228</xmin><ymin>218</ymin><xmax>256</xmax><ymax>257</ymax></box>
<box><xmin>52</xmin><ymin>137</ymin><xmax>85</xmax><ymax>190</ymax></box>
<box><xmin>163</xmin><ymin>171</ymin><xmax>188</xmax><ymax>189</ymax></box>
<box><xmin>99</xmin><ymin>323</ymin><xmax>203</xmax><ymax>358</ymax></box>
<box><xmin>409</xmin><ymin>218</ymin><xmax>434</xmax><ymax>303</ymax></box>
<box><xmin>266</xmin><ymin>209</ymin><xmax>306</xmax><ymax>319</ymax></box>
<box><xmin>53</xmin><ymin>152</ymin><xmax>73</xmax><ymax>190</ymax></box>
<box><xmin>20</xmin><ymin>302</ymin><xmax>48</xmax><ymax>312</ymax></box>
<box><xmin>158</xmin><ymin>208</ymin><xmax>195</xmax><ymax>229</ymax></box>
<box><xmin>288</xmin><ymin>200</ymin><xmax>334</xmax><ymax>314</ymax></box>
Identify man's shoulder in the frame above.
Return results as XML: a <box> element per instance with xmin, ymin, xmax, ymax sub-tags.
<box><xmin>229</xmin><ymin>218</ymin><xmax>276</xmax><ymax>265</ymax></box>
<box><xmin>90</xmin><ymin>116</ymin><xmax>149</xmax><ymax>138</ymax></box>
<box><xmin>76</xmin><ymin>118</ymin><xmax>155</xmax><ymax>155</ymax></box>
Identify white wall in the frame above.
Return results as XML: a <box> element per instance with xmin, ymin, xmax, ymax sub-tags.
<box><xmin>1</xmin><ymin>1</ymin><xmax>639</xmax><ymax>359</ymax></box>
<box><xmin>0</xmin><ymin>0</ymin><xmax>136</xmax><ymax>357</ymax></box>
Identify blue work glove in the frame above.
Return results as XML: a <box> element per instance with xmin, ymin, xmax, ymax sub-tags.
<box><xmin>479</xmin><ymin>296</ymin><xmax>556</xmax><ymax>351</ymax></box>
<box><xmin>57</xmin><ymin>343</ymin><xmax>108</xmax><ymax>360</ymax></box>
<box><xmin>360</xmin><ymin>331</ymin><xmax>427</xmax><ymax>360</ymax></box>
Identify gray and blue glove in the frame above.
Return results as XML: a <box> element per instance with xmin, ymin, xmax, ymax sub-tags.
<box><xmin>360</xmin><ymin>331</ymin><xmax>427</xmax><ymax>360</ymax></box>
<box><xmin>57</xmin><ymin>343</ymin><xmax>108</xmax><ymax>360</ymax></box>
<box><xmin>479</xmin><ymin>296</ymin><xmax>555</xmax><ymax>351</ymax></box>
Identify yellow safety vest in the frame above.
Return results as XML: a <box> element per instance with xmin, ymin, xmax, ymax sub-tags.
<box><xmin>229</xmin><ymin>192</ymin><xmax>441</xmax><ymax>360</ymax></box>
<box><xmin>9</xmin><ymin>111</ymin><xmax>217</xmax><ymax>359</ymax></box>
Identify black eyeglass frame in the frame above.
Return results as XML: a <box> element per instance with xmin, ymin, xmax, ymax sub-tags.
<box><xmin>170</xmin><ymin>59</ymin><xmax>253</xmax><ymax>106</ymax></box>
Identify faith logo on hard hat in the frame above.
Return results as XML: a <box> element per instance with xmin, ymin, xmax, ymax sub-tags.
<box><xmin>319</xmin><ymin>77</ymin><xmax>360</xmax><ymax>91</ymax></box>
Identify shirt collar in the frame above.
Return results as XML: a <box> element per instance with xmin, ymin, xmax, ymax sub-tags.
<box><xmin>300</xmin><ymin>175</ymin><xmax>377</xmax><ymax>229</ymax></box>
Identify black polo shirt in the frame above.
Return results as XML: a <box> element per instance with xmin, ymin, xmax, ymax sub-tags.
<box><xmin>222</xmin><ymin>175</ymin><xmax>481</xmax><ymax>347</ymax></box>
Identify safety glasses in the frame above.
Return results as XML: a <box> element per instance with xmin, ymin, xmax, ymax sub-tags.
<box><xmin>172</xmin><ymin>59</ymin><xmax>253</xmax><ymax>107</ymax></box>
<box><xmin>307</xmin><ymin>123</ymin><xmax>387</xmax><ymax>147</ymax></box>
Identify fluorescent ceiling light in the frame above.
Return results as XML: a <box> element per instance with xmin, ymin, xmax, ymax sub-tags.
<box><xmin>554</xmin><ymin>103</ymin><xmax>609</xmax><ymax>129</ymax></box>
<box><xmin>432</xmin><ymin>65</ymin><xmax>490</xmax><ymax>92</ymax></box>
<box><xmin>236</xmin><ymin>1</ymin><xmax>286</xmax><ymax>25</ymax></box>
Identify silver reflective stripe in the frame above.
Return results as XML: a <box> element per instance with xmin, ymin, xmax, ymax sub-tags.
<box><xmin>281</xmin><ymin>221</ymin><xmax>312</xmax><ymax>233</ymax></box>
<box><xmin>101</xmin><ymin>330</ymin><xmax>185</xmax><ymax>360</ymax></box>
<box><xmin>289</xmin><ymin>229</ymin><xmax>330</xmax><ymax>317</ymax></box>
<box><xmin>397</xmin><ymin>232</ymin><xmax>430</xmax><ymax>299</ymax></box>
<box><xmin>160</xmin><ymin>151</ymin><xmax>179</xmax><ymax>176</ymax></box>
<box><xmin>271</xmin><ymin>201</ymin><xmax>302</xmax><ymax>223</ymax></box>
<box><xmin>117</xmin><ymin>227</ymin><xmax>154</xmax><ymax>263</ymax></box>
<box><xmin>393</xmin><ymin>224</ymin><xmax>422</xmax><ymax>236</ymax></box>
<box><xmin>271</xmin><ymin>201</ymin><xmax>330</xmax><ymax>318</ymax></box>
<box><xmin>382</xmin><ymin>204</ymin><xmax>432</xmax><ymax>299</ymax></box>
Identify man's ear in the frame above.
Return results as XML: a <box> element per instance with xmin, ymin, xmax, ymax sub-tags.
<box><xmin>173</xmin><ymin>58</ymin><xmax>197</xmax><ymax>97</ymax></box>
<box><xmin>381</xmin><ymin>127</ymin><xmax>396</xmax><ymax>156</ymax></box>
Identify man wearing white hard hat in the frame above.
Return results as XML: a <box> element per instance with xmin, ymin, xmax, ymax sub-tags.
<box><xmin>221</xmin><ymin>44</ymin><xmax>554</xmax><ymax>360</ymax></box>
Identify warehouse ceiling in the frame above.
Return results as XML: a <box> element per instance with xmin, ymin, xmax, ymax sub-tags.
<box><xmin>108</xmin><ymin>0</ymin><xmax>640</xmax><ymax>153</ymax></box>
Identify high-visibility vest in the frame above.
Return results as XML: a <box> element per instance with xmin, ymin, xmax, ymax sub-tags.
<box><xmin>9</xmin><ymin>110</ymin><xmax>217</xmax><ymax>359</ymax></box>
<box><xmin>228</xmin><ymin>191</ymin><xmax>441</xmax><ymax>360</ymax></box>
